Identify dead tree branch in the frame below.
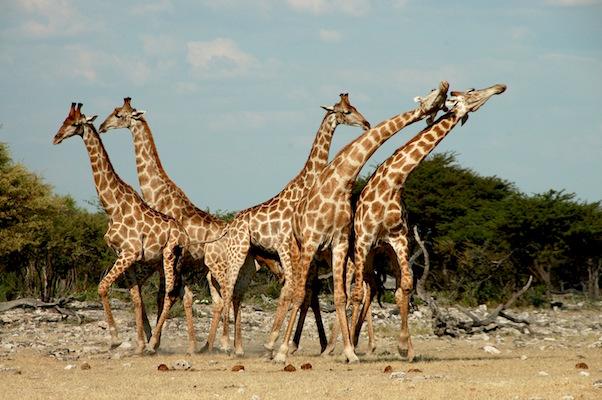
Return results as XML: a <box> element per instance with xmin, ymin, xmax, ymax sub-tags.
<box><xmin>0</xmin><ymin>296</ymin><xmax>81</xmax><ymax>323</ymax></box>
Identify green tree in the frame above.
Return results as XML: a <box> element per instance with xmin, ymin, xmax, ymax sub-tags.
<box><xmin>0</xmin><ymin>142</ymin><xmax>113</xmax><ymax>301</ymax></box>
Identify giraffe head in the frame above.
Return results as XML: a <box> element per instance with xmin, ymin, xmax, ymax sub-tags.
<box><xmin>321</xmin><ymin>93</ymin><xmax>371</xmax><ymax>131</ymax></box>
<box><xmin>414</xmin><ymin>81</ymin><xmax>450</xmax><ymax>125</ymax></box>
<box><xmin>449</xmin><ymin>83</ymin><xmax>507</xmax><ymax>125</ymax></box>
<box><xmin>53</xmin><ymin>103</ymin><xmax>98</xmax><ymax>145</ymax></box>
<box><xmin>98</xmin><ymin>97</ymin><xmax>147</xmax><ymax>133</ymax></box>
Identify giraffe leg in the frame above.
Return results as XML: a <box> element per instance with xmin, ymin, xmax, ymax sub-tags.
<box><xmin>292</xmin><ymin>262</ymin><xmax>326</xmax><ymax>354</ymax></box>
<box><xmin>129</xmin><ymin>284</ymin><xmax>146</xmax><ymax>354</ymax></box>
<box><xmin>221</xmin><ymin>239</ymin><xmax>252</xmax><ymax>355</ymax></box>
<box><xmin>310</xmin><ymin>278</ymin><xmax>328</xmax><ymax>353</ymax></box>
<box><xmin>233</xmin><ymin>297</ymin><xmax>244</xmax><ymax>357</ymax></box>
<box><xmin>290</xmin><ymin>288</ymin><xmax>311</xmax><ymax>354</ymax></box>
<box><xmin>97</xmin><ymin>252</ymin><xmax>137</xmax><ymax>349</ymax></box>
<box><xmin>273</xmin><ymin>242</ymin><xmax>316</xmax><ymax>364</ymax></box>
<box><xmin>146</xmin><ymin>244</ymin><xmax>182</xmax><ymax>354</ymax></box>
<box><xmin>125</xmin><ymin>268</ymin><xmax>147</xmax><ymax>355</ymax></box>
<box><xmin>323</xmin><ymin>317</ymin><xmax>339</xmax><ymax>356</ymax></box>
<box><xmin>331</xmin><ymin>240</ymin><xmax>359</xmax><ymax>364</ymax></box>
<box><xmin>201</xmin><ymin>273</ymin><xmax>223</xmax><ymax>353</ymax></box>
<box><xmin>132</xmin><ymin>265</ymin><xmax>159</xmax><ymax>344</ymax></box>
<box><xmin>389</xmin><ymin>233</ymin><xmax>414</xmax><ymax>361</ymax></box>
<box><xmin>349</xmin><ymin>259</ymin><xmax>367</xmax><ymax>347</ymax></box>
<box><xmin>365</xmin><ymin>301</ymin><xmax>376</xmax><ymax>353</ymax></box>
<box><xmin>182</xmin><ymin>285</ymin><xmax>197</xmax><ymax>355</ymax></box>
<box><xmin>264</xmin><ymin>239</ymin><xmax>298</xmax><ymax>356</ymax></box>
<box><xmin>354</xmin><ymin>281</ymin><xmax>374</xmax><ymax>347</ymax></box>
<box><xmin>323</xmin><ymin>255</ymin><xmax>346</xmax><ymax>356</ymax></box>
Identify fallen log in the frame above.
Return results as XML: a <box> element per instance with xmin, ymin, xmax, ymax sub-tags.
<box><xmin>0</xmin><ymin>296</ymin><xmax>83</xmax><ymax>323</ymax></box>
<box><xmin>411</xmin><ymin>226</ymin><xmax>533</xmax><ymax>337</ymax></box>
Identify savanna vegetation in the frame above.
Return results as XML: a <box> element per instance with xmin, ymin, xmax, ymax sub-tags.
<box><xmin>1</xmin><ymin>141</ymin><xmax>600</xmax><ymax>307</ymax></box>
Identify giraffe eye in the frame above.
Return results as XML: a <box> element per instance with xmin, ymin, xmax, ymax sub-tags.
<box><xmin>343</xmin><ymin>111</ymin><xmax>351</xmax><ymax>115</ymax></box>
<box><xmin>115</xmin><ymin>114</ymin><xmax>122</xmax><ymax>119</ymax></box>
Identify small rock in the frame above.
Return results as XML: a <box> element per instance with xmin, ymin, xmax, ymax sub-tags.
<box><xmin>231</xmin><ymin>365</ymin><xmax>245</xmax><ymax>372</ymax></box>
<box><xmin>171</xmin><ymin>359</ymin><xmax>192</xmax><ymax>371</ymax></box>
<box><xmin>384</xmin><ymin>365</ymin><xmax>393</xmax><ymax>373</ymax></box>
<box><xmin>251</xmin><ymin>395</ymin><xmax>261</xmax><ymax>400</ymax></box>
<box><xmin>80</xmin><ymin>362</ymin><xmax>91</xmax><ymax>370</ymax></box>
<box><xmin>64</xmin><ymin>364</ymin><xmax>77</xmax><ymax>370</ymax></box>
<box><xmin>407</xmin><ymin>368</ymin><xmax>422</xmax><ymax>373</ymax></box>
<box><xmin>283</xmin><ymin>364</ymin><xmax>296</xmax><ymax>372</ymax></box>
<box><xmin>300</xmin><ymin>363</ymin><xmax>312</xmax><ymax>370</ymax></box>
<box><xmin>520</xmin><ymin>355</ymin><xmax>528</xmax><ymax>361</ymax></box>
<box><xmin>538</xmin><ymin>371</ymin><xmax>549</xmax><ymax>376</ymax></box>
<box><xmin>117</xmin><ymin>341</ymin><xmax>133</xmax><ymax>350</ymax></box>
<box><xmin>579</xmin><ymin>371</ymin><xmax>590</xmax><ymax>377</ymax></box>
<box><xmin>389</xmin><ymin>372</ymin><xmax>407</xmax><ymax>380</ymax></box>
<box><xmin>483</xmin><ymin>345</ymin><xmax>501</xmax><ymax>355</ymax></box>
<box><xmin>157</xmin><ymin>364</ymin><xmax>169</xmax><ymax>372</ymax></box>
<box><xmin>593</xmin><ymin>379</ymin><xmax>602</xmax><ymax>388</ymax></box>
<box><xmin>575</xmin><ymin>362</ymin><xmax>588</xmax><ymax>369</ymax></box>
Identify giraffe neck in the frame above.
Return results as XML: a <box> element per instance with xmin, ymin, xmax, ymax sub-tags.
<box><xmin>329</xmin><ymin>108</ymin><xmax>424</xmax><ymax>185</ymax></box>
<box><xmin>81</xmin><ymin>125</ymin><xmax>131</xmax><ymax>216</ymax></box>
<box><xmin>294</xmin><ymin>112</ymin><xmax>338</xmax><ymax>193</ymax></box>
<box><xmin>129</xmin><ymin>120</ymin><xmax>170</xmax><ymax>205</ymax></box>
<box><xmin>376</xmin><ymin>111</ymin><xmax>462</xmax><ymax>190</ymax></box>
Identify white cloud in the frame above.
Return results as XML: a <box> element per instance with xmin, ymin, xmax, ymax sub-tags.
<box><xmin>187</xmin><ymin>38</ymin><xmax>259</xmax><ymax>78</ymax></box>
<box><xmin>18</xmin><ymin>0</ymin><xmax>89</xmax><ymax>38</ymax></box>
<box><xmin>319</xmin><ymin>29</ymin><xmax>343</xmax><ymax>43</ymax></box>
<box><xmin>139</xmin><ymin>34</ymin><xmax>181</xmax><ymax>57</ymax></box>
<box><xmin>286</xmin><ymin>0</ymin><xmax>370</xmax><ymax>16</ymax></box>
<box><xmin>59</xmin><ymin>45</ymin><xmax>153</xmax><ymax>86</ymax></box>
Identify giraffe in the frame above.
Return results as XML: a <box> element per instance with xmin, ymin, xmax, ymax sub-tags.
<box><xmin>348</xmin><ymin>83</ymin><xmax>507</xmax><ymax>362</ymax></box>
<box><xmin>53</xmin><ymin>103</ymin><xmax>190</xmax><ymax>355</ymax></box>
<box><xmin>222</xmin><ymin>94</ymin><xmax>371</xmax><ymax>356</ymax></box>
<box><xmin>272</xmin><ymin>82</ymin><xmax>450</xmax><ymax>364</ymax></box>
<box><xmin>98</xmin><ymin>98</ymin><xmax>283</xmax><ymax>355</ymax></box>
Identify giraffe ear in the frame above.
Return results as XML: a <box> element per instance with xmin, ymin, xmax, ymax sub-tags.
<box><xmin>321</xmin><ymin>105</ymin><xmax>334</xmax><ymax>113</ymax></box>
<box><xmin>132</xmin><ymin>110</ymin><xmax>147</xmax><ymax>119</ymax></box>
<box><xmin>460</xmin><ymin>114</ymin><xmax>469</xmax><ymax>125</ymax></box>
<box><xmin>86</xmin><ymin>115</ymin><xmax>98</xmax><ymax>123</ymax></box>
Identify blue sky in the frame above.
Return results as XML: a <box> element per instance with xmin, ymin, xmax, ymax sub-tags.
<box><xmin>1</xmin><ymin>1</ymin><xmax>601</xmax><ymax>213</ymax></box>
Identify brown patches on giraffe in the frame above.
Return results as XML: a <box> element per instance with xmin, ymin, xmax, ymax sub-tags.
<box><xmin>54</xmin><ymin>103</ymin><xmax>190</xmax><ymax>355</ymax></box>
<box><xmin>347</xmin><ymin>83</ymin><xmax>506</xmax><ymax>362</ymax></box>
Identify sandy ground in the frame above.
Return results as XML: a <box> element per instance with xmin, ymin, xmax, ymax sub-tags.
<box><xmin>1</xmin><ymin>304</ymin><xmax>601</xmax><ymax>399</ymax></box>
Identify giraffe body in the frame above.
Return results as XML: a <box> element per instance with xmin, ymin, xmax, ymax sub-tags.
<box><xmin>273</xmin><ymin>83</ymin><xmax>450</xmax><ymax>364</ymax></box>
<box><xmin>350</xmin><ymin>83</ymin><xmax>507</xmax><ymax>361</ymax></box>
<box><xmin>99</xmin><ymin>98</ymin><xmax>282</xmax><ymax>356</ymax></box>
<box><xmin>54</xmin><ymin>103</ymin><xmax>189</xmax><ymax>355</ymax></box>
<box><xmin>222</xmin><ymin>94</ymin><xmax>370</xmax><ymax>356</ymax></box>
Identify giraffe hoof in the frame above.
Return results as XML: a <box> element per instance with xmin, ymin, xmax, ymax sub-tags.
<box><xmin>199</xmin><ymin>343</ymin><xmax>210</xmax><ymax>354</ymax></box>
<box><xmin>272</xmin><ymin>352</ymin><xmax>287</xmax><ymax>364</ymax></box>
<box><xmin>144</xmin><ymin>346</ymin><xmax>157</xmax><ymax>356</ymax></box>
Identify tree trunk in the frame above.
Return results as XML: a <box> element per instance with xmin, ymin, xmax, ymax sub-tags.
<box><xmin>587</xmin><ymin>259</ymin><xmax>601</xmax><ymax>301</ymax></box>
<box><xmin>531</xmin><ymin>260</ymin><xmax>552</xmax><ymax>300</ymax></box>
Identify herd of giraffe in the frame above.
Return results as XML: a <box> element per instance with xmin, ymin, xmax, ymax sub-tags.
<box><xmin>53</xmin><ymin>82</ymin><xmax>506</xmax><ymax>364</ymax></box>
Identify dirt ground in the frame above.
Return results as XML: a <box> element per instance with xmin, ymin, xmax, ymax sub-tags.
<box><xmin>1</xmin><ymin>304</ymin><xmax>601</xmax><ymax>399</ymax></box>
